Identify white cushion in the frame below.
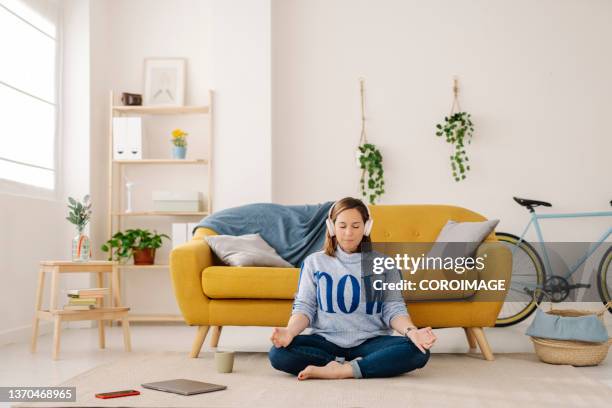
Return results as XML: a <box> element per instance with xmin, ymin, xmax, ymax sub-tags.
<box><xmin>204</xmin><ymin>233</ymin><xmax>293</xmax><ymax>267</ymax></box>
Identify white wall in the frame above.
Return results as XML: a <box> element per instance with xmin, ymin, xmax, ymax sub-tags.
<box><xmin>211</xmin><ymin>0</ymin><xmax>272</xmax><ymax>209</ymax></box>
<box><xmin>272</xmin><ymin>0</ymin><xmax>612</xmax><ymax>242</ymax></box>
<box><xmin>60</xmin><ymin>0</ymin><xmax>93</xmax><ymax>327</ymax></box>
<box><xmin>0</xmin><ymin>0</ymin><xmax>92</xmax><ymax>345</ymax></box>
<box><xmin>0</xmin><ymin>195</ymin><xmax>67</xmax><ymax>344</ymax></box>
<box><xmin>89</xmin><ymin>0</ymin><xmax>109</xmax><ymax>265</ymax></box>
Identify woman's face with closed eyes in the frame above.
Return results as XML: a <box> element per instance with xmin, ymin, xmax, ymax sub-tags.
<box><xmin>333</xmin><ymin>208</ymin><xmax>365</xmax><ymax>253</ymax></box>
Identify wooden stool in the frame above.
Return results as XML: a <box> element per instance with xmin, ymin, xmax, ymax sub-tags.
<box><xmin>30</xmin><ymin>260</ymin><xmax>132</xmax><ymax>360</ymax></box>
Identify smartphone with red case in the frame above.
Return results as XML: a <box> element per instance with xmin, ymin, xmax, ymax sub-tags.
<box><xmin>95</xmin><ymin>390</ymin><xmax>141</xmax><ymax>399</ymax></box>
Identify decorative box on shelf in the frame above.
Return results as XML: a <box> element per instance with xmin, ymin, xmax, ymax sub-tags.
<box><xmin>152</xmin><ymin>191</ymin><xmax>202</xmax><ymax>212</ymax></box>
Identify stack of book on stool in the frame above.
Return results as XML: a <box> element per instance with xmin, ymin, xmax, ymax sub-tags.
<box><xmin>63</xmin><ymin>287</ymin><xmax>110</xmax><ymax>311</ymax></box>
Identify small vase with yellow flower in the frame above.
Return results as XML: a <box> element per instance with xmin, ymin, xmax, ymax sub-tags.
<box><xmin>171</xmin><ymin>128</ymin><xmax>188</xmax><ymax>159</ymax></box>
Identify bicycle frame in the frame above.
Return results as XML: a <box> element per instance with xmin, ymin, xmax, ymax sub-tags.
<box><xmin>514</xmin><ymin>210</ymin><xmax>612</xmax><ymax>283</ymax></box>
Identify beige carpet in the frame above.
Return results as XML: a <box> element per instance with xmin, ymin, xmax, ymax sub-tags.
<box><xmin>15</xmin><ymin>351</ymin><xmax>612</xmax><ymax>408</ymax></box>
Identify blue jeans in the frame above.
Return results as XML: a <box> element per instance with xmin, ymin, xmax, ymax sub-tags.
<box><xmin>268</xmin><ymin>334</ymin><xmax>430</xmax><ymax>379</ymax></box>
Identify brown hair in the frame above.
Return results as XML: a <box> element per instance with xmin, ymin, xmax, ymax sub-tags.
<box><xmin>323</xmin><ymin>197</ymin><xmax>372</xmax><ymax>257</ymax></box>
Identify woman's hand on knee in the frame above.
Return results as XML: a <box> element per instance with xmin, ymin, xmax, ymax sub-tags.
<box><xmin>419</xmin><ymin>327</ymin><xmax>437</xmax><ymax>350</ymax></box>
<box><xmin>407</xmin><ymin>327</ymin><xmax>437</xmax><ymax>353</ymax></box>
<box><xmin>270</xmin><ymin>327</ymin><xmax>295</xmax><ymax>348</ymax></box>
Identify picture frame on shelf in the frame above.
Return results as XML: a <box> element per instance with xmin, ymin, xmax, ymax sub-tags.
<box><xmin>143</xmin><ymin>58</ymin><xmax>186</xmax><ymax>106</ymax></box>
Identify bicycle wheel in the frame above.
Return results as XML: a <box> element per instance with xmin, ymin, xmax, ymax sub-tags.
<box><xmin>597</xmin><ymin>247</ymin><xmax>612</xmax><ymax>315</ymax></box>
<box><xmin>495</xmin><ymin>232</ymin><xmax>546</xmax><ymax>327</ymax></box>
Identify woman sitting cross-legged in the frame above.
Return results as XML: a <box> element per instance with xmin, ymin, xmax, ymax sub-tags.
<box><xmin>268</xmin><ymin>197</ymin><xmax>437</xmax><ymax>380</ymax></box>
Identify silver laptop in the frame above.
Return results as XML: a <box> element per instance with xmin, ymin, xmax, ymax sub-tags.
<box><xmin>141</xmin><ymin>379</ymin><xmax>227</xmax><ymax>396</ymax></box>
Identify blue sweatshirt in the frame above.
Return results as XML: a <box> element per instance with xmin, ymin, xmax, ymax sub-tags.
<box><xmin>291</xmin><ymin>245</ymin><xmax>409</xmax><ymax>348</ymax></box>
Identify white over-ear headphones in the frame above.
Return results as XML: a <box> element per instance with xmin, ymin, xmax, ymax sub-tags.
<box><xmin>326</xmin><ymin>199</ymin><xmax>374</xmax><ymax>237</ymax></box>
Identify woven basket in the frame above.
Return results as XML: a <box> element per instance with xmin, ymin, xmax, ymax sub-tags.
<box><xmin>529</xmin><ymin>304</ymin><xmax>611</xmax><ymax>366</ymax></box>
<box><xmin>531</xmin><ymin>336</ymin><xmax>612</xmax><ymax>366</ymax></box>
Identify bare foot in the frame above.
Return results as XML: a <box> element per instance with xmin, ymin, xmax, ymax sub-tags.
<box><xmin>297</xmin><ymin>360</ymin><xmax>354</xmax><ymax>381</ymax></box>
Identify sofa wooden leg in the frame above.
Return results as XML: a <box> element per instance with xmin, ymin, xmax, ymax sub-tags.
<box><xmin>471</xmin><ymin>327</ymin><xmax>494</xmax><ymax>361</ymax></box>
<box><xmin>463</xmin><ymin>327</ymin><xmax>478</xmax><ymax>351</ymax></box>
<box><xmin>190</xmin><ymin>326</ymin><xmax>210</xmax><ymax>358</ymax></box>
<box><xmin>210</xmin><ymin>326</ymin><xmax>223</xmax><ymax>348</ymax></box>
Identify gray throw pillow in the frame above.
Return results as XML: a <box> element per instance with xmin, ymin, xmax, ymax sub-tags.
<box><xmin>204</xmin><ymin>233</ymin><xmax>293</xmax><ymax>267</ymax></box>
<box><xmin>427</xmin><ymin>219</ymin><xmax>500</xmax><ymax>259</ymax></box>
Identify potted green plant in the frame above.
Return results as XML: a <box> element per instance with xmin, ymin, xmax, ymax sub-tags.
<box><xmin>101</xmin><ymin>229</ymin><xmax>169</xmax><ymax>265</ymax></box>
<box><xmin>435</xmin><ymin>112</ymin><xmax>473</xmax><ymax>181</ymax></box>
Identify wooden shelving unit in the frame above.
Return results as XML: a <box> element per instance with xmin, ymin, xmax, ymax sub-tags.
<box><xmin>112</xmin><ymin>105</ymin><xmax>210</xmax><ymax>115</ymax></box>
<box><xmin>118</xmin><ymin>264</ymin><xmax>170</xmax><ymax>270</ymax></box>
<box><xmin>113</xmin><ymin>159</ymin><xmax>208</xmax><ymax>165</ymax></box>
<box><xmin>107</xmin><ymin>90</ymin><xmax>214</xmax><ymax>323</ymax></box>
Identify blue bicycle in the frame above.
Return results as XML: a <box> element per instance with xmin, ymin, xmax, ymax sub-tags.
<box><xmin>495</xmin><ymin>197</ymin><xmax>612</xmax><ymax>326</ymax></box>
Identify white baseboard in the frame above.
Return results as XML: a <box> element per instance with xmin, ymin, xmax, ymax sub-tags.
<box><xmin>0</xmin><ymin>321</ymin><xmax>53</xmax><ymax>347</ymax></box>
<box><xmin>0</xmin><ymin>321</ymin><xmax>94</xmax><ymax>347</ymax></box>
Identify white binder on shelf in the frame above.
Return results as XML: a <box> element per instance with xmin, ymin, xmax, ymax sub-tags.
<box><xmin>172</xmin><ymin>223</ymin><xmax>188</xmax><ymax>248</ymax></box>
<box><xmin>112</xmin><ymin>118</ymin><xmax>128</xmax><ymax>160</ymax></box>
<box><xmin>112</xmin><ymin>117</ymin><xmax>143</xmax><ymax>160</ymax></box>
<box><xmin>126</xmin><ymin>117</ymin><xmax>142</xmax><ymax>159</ymax></box>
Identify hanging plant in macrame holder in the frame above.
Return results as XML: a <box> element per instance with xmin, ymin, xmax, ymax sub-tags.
<box><xmin>356</xmin><ymin>79</ymin><xmax>385</xmax><ymax>204</ymax></box>
<box><xmin>435</xmin><ymin>78</ymin><xmax>474</xmax><ymax>182</ymax></box>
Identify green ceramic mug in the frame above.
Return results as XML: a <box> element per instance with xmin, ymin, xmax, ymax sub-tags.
<box><xmin>215</xmin><ymin>351</ymin><xmax>235</xmax><ymax>373</ymax></box>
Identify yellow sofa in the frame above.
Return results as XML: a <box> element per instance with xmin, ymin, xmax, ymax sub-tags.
<box><xmin>170</xmin><ymin>204</ymin><xmax>511</xmax><ymax>361</ymax></box>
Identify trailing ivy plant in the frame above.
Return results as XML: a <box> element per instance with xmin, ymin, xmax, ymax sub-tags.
<box><xmin>358</xmin><ymin>143</ymin><xmax>385</xmax><ymax>204</ymax></box>
<box><xmin>435</xmin><ymin>112</ymin><xmax>474</xmax><ymax>181</ymax></box>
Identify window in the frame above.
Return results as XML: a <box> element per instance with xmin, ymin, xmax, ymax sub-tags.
<box><xmin>0</xmin><ymin>0</ymin><xmax>59</xmax><ymax>191</ymax></box>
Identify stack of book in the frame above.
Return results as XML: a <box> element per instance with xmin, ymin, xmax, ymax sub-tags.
<box><xmin>63</xmin><ymin>288</ymin><xmax>110</xmax><ymax>311</ymax></box>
